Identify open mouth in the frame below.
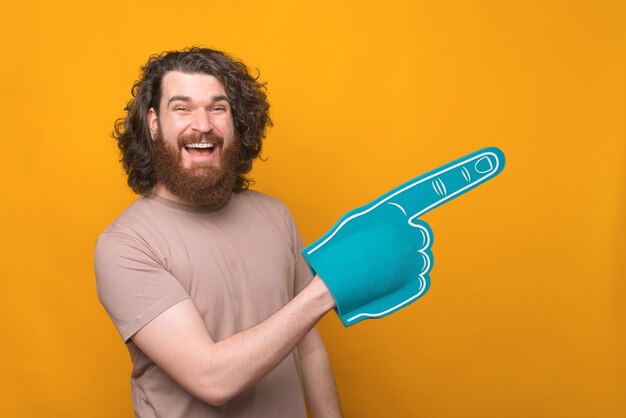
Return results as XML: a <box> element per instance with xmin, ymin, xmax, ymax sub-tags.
<box><xmin>184</xmin><ymin>142</ymin><xmax>218</xmax><ymax>157</ymax></box>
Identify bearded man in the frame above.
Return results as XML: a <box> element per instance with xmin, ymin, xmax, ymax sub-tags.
<box><xmin>95</xmin><ymin>47</ymin><xmax>342</xmax><ymax>418</ymax></box>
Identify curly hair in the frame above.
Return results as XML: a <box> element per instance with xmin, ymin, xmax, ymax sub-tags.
<box><xmin>113</xmin><ymin>47</ymin><xmax>272</xmax><ymax>194</ymax></box>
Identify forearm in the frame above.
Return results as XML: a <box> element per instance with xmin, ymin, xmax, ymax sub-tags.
<box><xmin>205</xmin><ymin>277</ymin><xmax>335</xmax><ymax>402</ymax></box>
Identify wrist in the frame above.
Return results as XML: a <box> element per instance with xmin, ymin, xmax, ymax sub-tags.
<box><xmin>309</xmin><ymin>276</ymin><xmax>336</xmax><ymax>312</ymax></box>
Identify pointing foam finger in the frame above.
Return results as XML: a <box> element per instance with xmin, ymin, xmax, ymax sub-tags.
<box><xmin>381</xmin><ymin>147</ymin><xmax>505</xmax><ymax>224</ymax></box>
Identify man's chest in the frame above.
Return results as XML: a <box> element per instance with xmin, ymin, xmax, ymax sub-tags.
<box><xmin>149</xmin><ymin>210</ymin><xmax>296</xmax><ymax>337</ymax></box>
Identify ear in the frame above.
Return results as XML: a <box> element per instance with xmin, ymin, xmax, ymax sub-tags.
<box><xmin>148</xmin><ymin>108</ymin><xmax>158</xmax><ymax>140</ymax></box>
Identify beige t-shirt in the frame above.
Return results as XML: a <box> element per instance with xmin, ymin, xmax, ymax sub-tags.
<box><xmin>95</xmin><ymin>190</ymin><xmax>317</xmax><ymax>418</ymax></box>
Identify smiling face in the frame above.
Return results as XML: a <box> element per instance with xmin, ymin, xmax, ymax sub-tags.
<box><xmin>148</xmin><ymin>71</ymin><xmax>242</xmax><ymax>206</ymax></box>
<box><xmin>149</xmin><ymin>71</ymin><xmax>236</xmax><ymax>170</ymax></box>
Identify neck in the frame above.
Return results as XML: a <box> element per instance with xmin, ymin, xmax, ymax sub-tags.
<box><xmin>152</xmin><ymin>183</ymin><xmax>187</xmax><ymax>205</ymax></box>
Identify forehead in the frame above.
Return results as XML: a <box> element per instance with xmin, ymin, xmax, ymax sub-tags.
<box><xmin>159</xmin><ymin>71</ymin><xmax>226</xmax><ymax>104</ymax></box>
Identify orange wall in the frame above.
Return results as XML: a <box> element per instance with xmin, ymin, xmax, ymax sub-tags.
<box><xmin>1</xmin><ymin>1</ymin><xmax>625</xmax><ymax>417</ymax></box>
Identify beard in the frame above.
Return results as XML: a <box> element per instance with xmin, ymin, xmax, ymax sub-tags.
<box><xmin>152</xmin><ymin>129</ymin><xmax>243</xmax><ymax>207</ymax></box>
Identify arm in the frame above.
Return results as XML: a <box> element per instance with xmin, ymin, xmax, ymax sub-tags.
<box><xmin>131</xmin><ymin>276</ymin><xmax>334</xmax><ymax>406</ymax></box>
<box><xmin>300</xmin><ymin>328</ymin><xmax>343</xmax><ymax>418</ymax></box>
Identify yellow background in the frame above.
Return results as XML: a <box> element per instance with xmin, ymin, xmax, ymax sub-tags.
<box><xmin>1</xmin><ymin>1</ymin><xmax>624</xmax><ymax>417</ymax></box>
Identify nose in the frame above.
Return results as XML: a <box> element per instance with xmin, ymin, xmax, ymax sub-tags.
<box><xmin>190</xmin><ymin>111</ymin><xmax>212</xmax><ymax>133</ymax></box>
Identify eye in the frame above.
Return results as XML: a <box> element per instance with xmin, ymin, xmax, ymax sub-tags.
<box><xmin>211</xmin><ymin>105</ymin><xmax>226</xmax><ymax>112</ymax></box>
<box><xmin>174</xmin><ymin>105</ymin><xmax>190</xmax><ymax>112</ymax></box>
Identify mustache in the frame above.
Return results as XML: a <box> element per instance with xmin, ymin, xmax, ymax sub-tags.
<box><xmin>176</xmin><ymin>131</ymin><xmax>225</xmax><ymax>148</ymax></box>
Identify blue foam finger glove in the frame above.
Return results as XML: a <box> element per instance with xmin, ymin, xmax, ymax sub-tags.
<box><xmin>302</xmin><ymin>147</ymin><xmax>505</xmax><ymax>326</ymax></box>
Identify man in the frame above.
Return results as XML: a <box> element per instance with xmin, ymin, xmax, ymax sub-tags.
<box><xmin>95</xmin><ymin>47</ymin><xmax>342</xmax><ymax>417</ymax></box>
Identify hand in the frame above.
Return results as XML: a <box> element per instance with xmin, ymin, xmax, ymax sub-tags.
<box><xmin>302</xmin><ymin>147</ymin><xmax>505</xmax><ymax>326</ymax></box>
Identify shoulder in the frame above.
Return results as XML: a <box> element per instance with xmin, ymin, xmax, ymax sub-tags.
<box><xmin>95</xmin><ymin>196</ymin><xmax>167</xmax><ymax>261</ymax></box>
<box><xmin>237</xmin><ymin>189</ymin><xmax>286</xmax><ymax>208</ymax></box>
<box><xmin>234</xmin><ymin>190</ymin><xmax>303</xmax><ymax>251</ymax></box>
<box><xmin>97</xmin><ymin>195</ymin><xmax>168</xmax><ymax>239</ymax></box>
<box><xmin>235</xmin><ymin>189</ymin><xmax>292</xmax><ymax>221</ymax></box>
<box><xmin>94</xmin><ymin>197</ymin><xmax>173</xmax><ymax>299</ymax></box>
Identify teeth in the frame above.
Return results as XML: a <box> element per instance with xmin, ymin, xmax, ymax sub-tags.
<box><xmin>185</xmin><ymin>143</ymin><xmax>215</xmax><ymax>149</ymax></box>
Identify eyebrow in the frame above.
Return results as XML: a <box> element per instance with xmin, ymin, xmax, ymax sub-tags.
<box><xmin>167</xmin><ymin>95</ymin><xmax>230</xmax><ymax>106</ymax></box>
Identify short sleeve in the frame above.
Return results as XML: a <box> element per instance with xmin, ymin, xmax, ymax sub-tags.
<box><xmin>282</xmin><ymin>205</ymin><xmax>314</xmax><ymax>296</ymax></box>
<box><xmin>281</xmin><ymin>206</ymin><xmax>324</xmax><ymax>358</ymax></box>
<box><xmin>94</xmin><ymin>231</ymin><xmax>189</xmax><ymax>342</ymax></box>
